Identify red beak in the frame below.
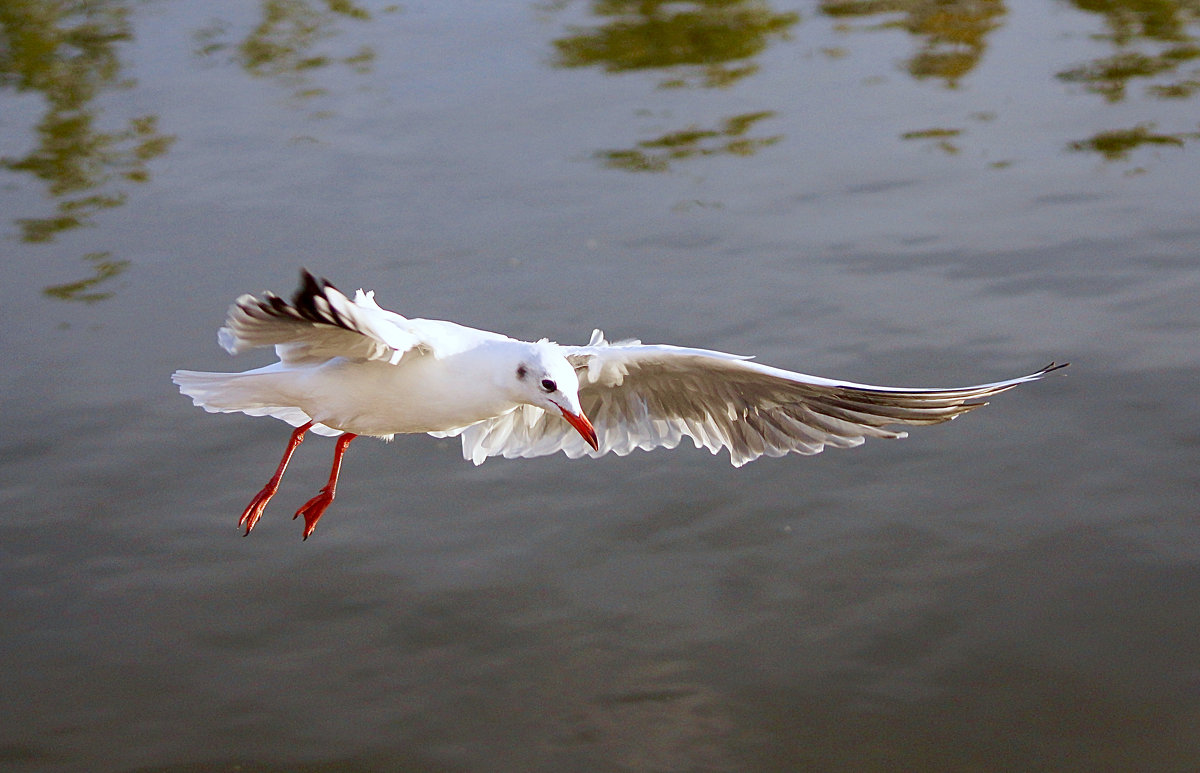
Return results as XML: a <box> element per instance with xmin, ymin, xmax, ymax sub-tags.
<box><xmin>558</xmin><ymin>405</ymin><xmax>599</xmax><ymax>450</ymax></box>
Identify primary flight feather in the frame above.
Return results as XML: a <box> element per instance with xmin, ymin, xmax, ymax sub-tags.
<box><xmin>173</xmin><ymin>270</ymin><xmax>1066</xmax><ymax>539</ymax></box>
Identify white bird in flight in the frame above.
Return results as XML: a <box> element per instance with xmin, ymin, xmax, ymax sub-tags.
<box><xmin>173</xmin><ymin>270</ymin><xmax>1066</xmax><ymax>539</ymax></box>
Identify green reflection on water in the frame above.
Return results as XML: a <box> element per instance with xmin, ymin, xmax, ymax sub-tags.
<box><xmin>552</xmin><ymin>1</ymin><xmax>796</xmax><ymax>172</ymax></box>
<box><xmin>1057</xmin><ymin>1</ymin><xmax>1200</xmax><ymax>158</ymax></box>
<box><xmin>1072</xmin><ymin>0</ymin><xmax>1200</xmax><ymax>45</ymax></box>
<box><xmin>821</xmin><ymin>0</ymin><xmax>1200</xmax><ymax>163</ymax></box>
<box><xmin>194</xmin><ymin>0</ymin><xmax>375</xmax><ymax>103</ymax></box>
<box><xmin>554</xmin><ymin>0</ymin><xmax>798</xmax><ymax>88</ymax></box>
<box><xmin>820</xmin><ymin>0</ymin><xmax>1006</xmax><ymax>87</ymax></box>
<box><xmin>1</xmin><ymin>1</ymin><xmax>376</xmax><ymax>301</ymax></box>
<box><xmin>816</xmin><ymin>1</ymin><xmax>1005</xmax><ymax>165</ymax></box>
<box><xmin>0</xmin><ymin>1</ymin><xmax>175</xmax><ymax>247</ymax></box>
<box><xmin>1067</xmin><ymin>122</ymin><xmax>1197</xmax><ymax>159</ymax></box>
<box><xmin>598</xmin><ymin>111</ymin><xmax>782</xmax><ymax>171</ymax></box>
<box><xmin>42</xmin><ymin>251</ymin><xmax>129</xmax><ymax>303</ymax></box>
<box><xmin>900</xmin><ymin>126</ymin><xmax>963</xmax><ymax>154</ymax></box>
<box><xmin>1058</xmin><ymin>45</ymin><xmax>1200</xmax><ymax>102</ymax></box>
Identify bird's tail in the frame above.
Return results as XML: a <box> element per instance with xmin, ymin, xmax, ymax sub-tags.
<box><xmin>171</xmin><ymin>369</ymin><xmax>337</xmax><ymax>434</ymax></box>
<box><xmin>173</xmin><ymin>369</ymin><xmax>265</xmax><ymax>413</ymax></box>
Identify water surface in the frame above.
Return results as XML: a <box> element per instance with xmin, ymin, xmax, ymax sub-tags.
<box><xmin>2</xmin><ymin>1</ymin><xmax>1200</xmax><ymax>770</ymax></box>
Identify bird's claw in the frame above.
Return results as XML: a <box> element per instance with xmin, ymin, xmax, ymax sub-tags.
<box><xmin>294</xmin><ymin>487</ymin><xmax>335</xmax><ymax>540</ymax></box>
<box><xmin>238</xmin><ymin>487</ymin><xmax>276</xmax><ymax>535</ymax></box>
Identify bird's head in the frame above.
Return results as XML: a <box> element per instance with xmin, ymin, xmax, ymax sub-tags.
<box><xmin>513</xmin><ymin>341</ymin><xmax>598</xmax><ymax>450</ymax></box>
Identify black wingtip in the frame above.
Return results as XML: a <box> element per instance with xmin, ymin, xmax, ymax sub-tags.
<box><xmin>1041</xmin><ymin>362</ymin><xmax>1070</xmax><ymax>375</ymax></box>
<box><xmin>289</xmin><ymin>269</ymin><xmax>353</xmax><ymax>329</ymax></box>
<box><xmin>296</xmin><ymin>268</ymin><xmax>339</xmax><ymax>301</ymax></box>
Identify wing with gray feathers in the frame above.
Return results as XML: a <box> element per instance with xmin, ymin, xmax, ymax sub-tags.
<box><xmin>450</xmin><ymin>330</ymin><xmax>1066</xmax><ymax>467</ymax></box>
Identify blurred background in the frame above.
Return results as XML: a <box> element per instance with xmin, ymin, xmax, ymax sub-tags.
<box><xmin>2</xmin><ymin>1</ymin><xmax>1199</xmax><ymax>770</ymax></box>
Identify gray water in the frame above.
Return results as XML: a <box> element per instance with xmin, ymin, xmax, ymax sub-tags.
<box><xmin>2</xmin><ymin>1</ymin><xmax>1199</xmax><ymax>770</ymax></box>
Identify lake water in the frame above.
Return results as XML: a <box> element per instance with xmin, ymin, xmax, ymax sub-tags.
<box><xmin>3</xmin><ymin>1</ymin><xmax>1200</xmax><ymax>770</ymax></box>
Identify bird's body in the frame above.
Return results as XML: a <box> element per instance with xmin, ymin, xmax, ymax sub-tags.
<box><xmin>184</xmin><ymin>339</ymin><xmax>543</xmax><ymax>437</ymax></box>
<box><xmin>173</xmin><ymin>270</ymin><xmax>1066</xmax><ymax>539</ymax></box>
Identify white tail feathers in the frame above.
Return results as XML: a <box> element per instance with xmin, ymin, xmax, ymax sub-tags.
<box><xmin>171</xmin><ymin>369</ymin><xmax>342</xmax><ymax>436</ymax></box>
<box><xmin>173</xmin><ymin>369</ymin><xmax>261</xmax><ymax>412</ymax></box>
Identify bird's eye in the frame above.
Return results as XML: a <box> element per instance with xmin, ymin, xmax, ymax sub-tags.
<box><xmin>541</xmin><ymin>378</ymin><xmax>557</xmax><ymax>392</ymax></box>
<box><xmin>516</xmin><ymin>365</ymin><xmax>527</xmax><ymax>379</ymax></box>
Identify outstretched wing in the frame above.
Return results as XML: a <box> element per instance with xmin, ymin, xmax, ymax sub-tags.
<box><xmin>218</xmin><ymin>269</ymin><xmax>429</xmax><ymax>366</ymax></box>
<box><xmin>447</xmin><ymin>330</ymin><xmax>1066</xmax><ymax>467</ymax></box>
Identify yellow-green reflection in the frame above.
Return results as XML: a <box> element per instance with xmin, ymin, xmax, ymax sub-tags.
<box><xmin>820</xmin><ymin>0</ymin><xmax>1006</xmax><ymax>87</ymax></box>
<box><xmin>1072</xmin><ymin>0</ymin><xmax>1200</xmax><ymax>45</ymax></box>
<box><xmin>552</xmin><ymin>1</ymin><xmax>795</xmax><ymax>171</ymax></box>
<box><xmin>554</xmin><ymin>0</ymin><xmax>798</xmax><ymax>88</ymax></box>
<box><xmin>1067</xmin><ymin>122</ymin><xmax>1197</xmax><ymax>159</ymax></box>
<box><xmin>1059</xmin><ymin>0</ymin><xmax>1200</xmax><ymax>159</ymax></box>
<box><xmin>900</xmin><ymin>126</ymin><xmax>963</xmax><ymax>154</ymax></box>
<box><xmin>43</xmin><ymin>252</ymin><xmax>129</xmax><ymax>303</ymax></box>
<box><xmin>195</xmin><ymin>0</ymin><xmax>375</xmax><ymax>102</ymax></box>
<box><xmin>0</xmin><ymin>1</ymin><xmax>175</xmax><ymax>246</ymax></box>
<box><xmin>1058</xmin><ymin>45</ymin><xmax>1200</xmax><ymax>102</ymax></box>
<box><xmin>598</xmin><ymin>111</ymin><xmax>781</xmax><ymax>171</ymax></box>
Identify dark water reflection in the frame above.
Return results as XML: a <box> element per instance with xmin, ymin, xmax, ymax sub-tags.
<box><xmin>0</xmin><ymin>2</ymin><xmax>173</xmax><ymax>251</ymax></box>
<box><xmin>553</xmin><ymin>0</ymin><xmax>799</xmax><ymax>86</ymax></box>
<box><xmin>552</xmin><ymin>0</ymin><xmax>797</xmax><ymax>170</ymax></box>
<box><xmin>3</xmin><ymin>1</ymin><xmax>1200</xmax><ymax>771</ymax></box>
<box><xmin>822</xmin><ymin>0</ymin><xmax>1006</xmax><ymax>86</ymax></box>
<box><xmin>194</xmin><ymin>1</ymin><xmax>377</xmax><ymax>101</ymax></box>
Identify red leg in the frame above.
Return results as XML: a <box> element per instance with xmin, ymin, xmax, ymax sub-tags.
<box><xmin>239</xmin><ymin>421</ymin><xmax>313</xmax><ymax>536</ymax></box>
<box><xmin>294</xmin><ymin>432</ymin><xmax>357</xmax><ymax>540</ymax></box>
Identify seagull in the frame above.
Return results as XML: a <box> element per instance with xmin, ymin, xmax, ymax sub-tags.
<box><xmin>173</xmin><ymin>270</ymin><xmax>1066</xmax><ymax>539</ymax></box>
